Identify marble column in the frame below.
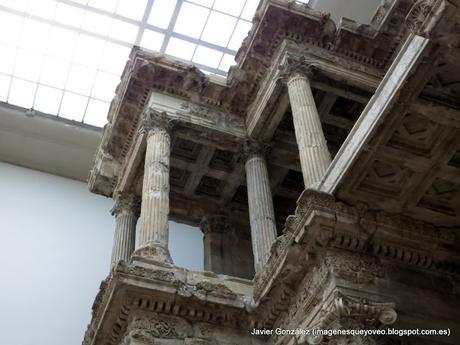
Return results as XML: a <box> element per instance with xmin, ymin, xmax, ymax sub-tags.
<box><xmin>134</xmin><ymin>110</ymin><xmax>172</xmax><ymax>263</ymax></box>
<box><xmin>285</xmin><ymin>66</ymin><xmax>331</xmax><ymax>188</ymax></box>
<box><xmin>110</xmin><ymin>193</ymin><xmax>140</xmax><ymax>268</ymax></box>
<box><xmin>244</xmin><ymin>142</ymin><xmax>277</xmax><ymax>272</ymax></box>
<box><xmin>200</xmin><ymin>212</ymin><xmax>232</xmax><ymax>274</ymax></box>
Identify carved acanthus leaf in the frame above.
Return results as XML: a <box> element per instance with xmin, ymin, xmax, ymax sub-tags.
<box><xmin>140</xmin><ymin>109</ymin><xmax>174</xmax><ymax>134</ymax></box>
<box><xmin>278</xmin><ymin>53</ymin><xmax>317</xmax><ymax>83</ymax></box>
<box><xmin>195</xmin><ymin>281</ymin><xmax>237</xmax><ymax>299</ymax></box>
<box><xmin>111</xmin><ymin>192</ymin><xmax>141</xmax><ymax>217</ymax></box>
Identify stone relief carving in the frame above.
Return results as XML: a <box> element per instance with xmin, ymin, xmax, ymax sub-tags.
<box><xmin>116</xmin><ymin>261</ymin><xmax>179</xmax><ymax>285</ymax></box>
<box><xmin>324</xmin><ymin>250</ymin><xmax>385</xmax><ymax>284</ymax></box>
<box><xmin>305</xmin><ymin>293</ymin><xmax>397</xmax><ymax>345</ymax></box>
<box><xmin>139</xmin><ymin>109</ymin><xmax>174</xmax><ymax>135</ymax></box>
<box><xmin>405</xmin><ymin>0</ymin><xmax>435</xmax><ymax>33</ymax></box>
<box><xmin>195</xmin><ymin>281</ymin><xmax>237</xmax><ymax>300</ymax></box>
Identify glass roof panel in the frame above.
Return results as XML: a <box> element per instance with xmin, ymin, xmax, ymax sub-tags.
<box><xmin>166</xmin><ymin>37</ymin><xmax>196</xmax><ymax>60</ymax></box>
<box><xmin>0</xmin><ymin>0</ymin><xmax>28</xmax><ymax>12</ymax></box>
<box><xmin>39</xmin><ymin>56</ymin><xmax>70</xmax><ymax>89</ymax></box>
<box><xmin>148</xmin><ymin>0</ymin><xmax>177</xmax><ymax>29</ymax></box>
<box><xmin>174</xmin><ymin>2</ymin><xmax>209</xmax><ymax>39</ymax></box>
<box><xmin>65</xmin><ymin>64</ymin><xmax>97</xmax><ymax>96</ymax></box>
<box><xmin>140</xmin><ymin>30</ymin><xmax>164</xmax><ymax>52</ymax></box>
<box><xmin>8</xmin><ymin>78</ymin><xmax>36</xmax><ymax>108</ymax></box>
<box><xmin>88</xmin><ymin>0</ymin><xmax>117</xmax><ymax>13</ymax></box>
<box><xmin>193</xmin><ymin>46</ymin><xmax>223</xmax><ymax>69</ymax></box>
<box><xmin>0</xmin><ymin>0</ymin><xmax>254</xmax><ymax>127</ymax></box>
<box><xmin>14</xmin><ymin>50</ymin><xmax>43</xmax><ymax>82</ymax></box>
<box><xmin>92</xmin><ymin>71</ymin><xmax>119</xmax><ymax>101</ymax></box>
<box><xmin>0</xmin><ymin>12</ymin><xmax>23</xmax><ymax>46</ymax></box>
<box><xmin>187</xmin><ymin>0</ymin><xmax>214</xmax><ymax>7</ymax></box>
<box><xmin>59</xmin><ymin>92</ymin><xmax>88</xmax><ymax>121</ymax></box>
<box><xmin>109</xmin><ymin>19</ymin><xmax>139</xmax><ymax>43</ymax></box>
<box><xmin>116</xmin><ymin>0</ymin><xmax>147</xmax><ymax>21</ymax></box>
<box><xmin>228</xmin><ymin>20</ymin><xmax>252</xmax><ymax>50</ymax></box>
<box><xmin>46</xmin><ymin>27</ymin><xmax>79</xmax><ymax>61</ymax></box>
<box><xmin>0</xmin><ymin>74</ymin><xmax>10</xmax><ymax>102</ymax></box>
<box><xmin>201</xmin><ymin>11</ymin><xmax>237</xmax><ymax>46</ymax></box>
<box><xmin>34</xmin><ymin>85</ymin><xmax>62</xmax><ymax>115</ymax></box>
<box><xmin>54</xmin><ymin>3</ymin><xmax>84</xmax><ymax>28</ymax></box>
<box><xmin>219</xmin><ymin>54</ymin><xmax>236</xmax><ymax>71</ymax></box>
<box><xmin>213</xmin><ymin>0</ymin><xmax>246</xmax><ymax>16</ymax></box>
<box><xmin>20</xmin><ymin>19</ymin><xmax>51</xmax><ymax>53</ymax></box>
<box><xmin>26</xmin><ymin>0</ymin><xmax>56</xmax><ymax>20</ymax></box>
<box><xmin>74</xmin><ymin>35</ymin><xmax>105</xmax><ymax>68</ymax></box>
<box><xmin>81</xmin><ymin>11</ymin><xmax>112</xmax><ymax>36</ymax></box>
<box><xmin>84</xmin><ymin>99</ymin><xmax>110</xmax><ymax>127</ymax></box>
<box><xmin>241</xmin><ymin>0</ymin><xmax>259</xmax><ymax>20</ymax></box>
<box><xmin>0</xmin><ymin>44</ymin><xmax>16</xmax><ymax>75</ymax></box>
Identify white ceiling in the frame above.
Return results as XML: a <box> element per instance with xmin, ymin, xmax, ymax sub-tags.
<box><xmin>0</xmin><ymin>102</ymin><xmax>100</xmax><ymax>181</ymax></box>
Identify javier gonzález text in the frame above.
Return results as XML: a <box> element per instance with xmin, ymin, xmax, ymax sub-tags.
<box><xmin>251</xmin><ymin>328</ymin><xmax>311</xmax><ymax>336</ymax></box>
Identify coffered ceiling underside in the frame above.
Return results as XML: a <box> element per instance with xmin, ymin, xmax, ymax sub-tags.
<box><xmin>336</xmin><ymin>51</ymin><xmax>460</xmax><ymax>228</ymax></box>
<box><xmin>130</xmin><ymin>87</ymin><xmax>364</xmax><ymax>230</ymax></box>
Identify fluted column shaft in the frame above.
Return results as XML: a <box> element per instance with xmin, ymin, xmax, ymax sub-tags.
<box><xmin>245</xmin><ymin>149</ymin><xmax>277</xmax><ymax>272</ymax></box>
<box><xmin>287</xmin><ymin>73</ymin><xmax>331</xmax><ymax>188</ymax></box>
<box><xmin>135</xmin><ymin>111</ymin><xmax>172</xmax><ymax>263</ymax></box>
<box><xmin>110</xmin><ymin>194</ymin><xmax>139</xmax><ymax>268</ymax></box>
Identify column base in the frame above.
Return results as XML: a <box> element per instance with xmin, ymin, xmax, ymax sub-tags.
<box><xmin>132</xmin><ymin>244</ymin><xmax>173</xmax><ymax>264</ymax></box>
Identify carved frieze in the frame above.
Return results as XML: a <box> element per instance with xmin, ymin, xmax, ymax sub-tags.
<box><xmin>127</xmin><ymin>311</ymin><xmax>193</xmax><ymax>341</ymax></box>
<box><xmin>195</xmin><ymin>281</ymin><xmax>237</xmax><ymax>300</ymax></box>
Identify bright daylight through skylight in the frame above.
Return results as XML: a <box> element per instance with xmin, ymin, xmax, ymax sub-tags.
<box><xmin>0</xmin><ymin>0</ymin><xmax>261</xmax><ymax>127</ymax></box>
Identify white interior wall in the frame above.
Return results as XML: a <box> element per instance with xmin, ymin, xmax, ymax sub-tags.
<box><xmin>0</xmin><ymin>162</ymin><xmax>203</xmax><ymax>345</ymax></box>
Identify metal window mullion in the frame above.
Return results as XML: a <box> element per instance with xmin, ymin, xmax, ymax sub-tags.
<box><xmin>134</xmin><ymin>0</ymin><xmax>155</xmax><ymax>46</ymax></box>
<box><xmin>183</xmin><ymin>0</ymin><xmax>244</xmax><ymax>21</ymax></box>
<box><xmin>190</xmin><ymin>0</ymin><xmax>215</xmax><ymax>61</ymax></box>
<box><xmin>169</xmin><ymin>32</ymin><xmax>236</xmax><ymax>55</ymax></box>
<box><xmin>159</xmin><ymin>0</ymin><xmax>184</xmax><ymax>54</ymax></box>
<box><xmin>0</xmin><ymin>5</ymin><xmax>134</xmax><ymax>49</ymax></box>
<box><xmin>216</xmin><ymin>0</ymin><xmax>248</xmax><ymax>70</ymax></box>
<box><xmin>5</xmin><ymin>12</ymin><xmax>26</xmax><ymax>104</ymax></box>
<box><xmin>57</xmin><ymin>0</ymin><xmax>142</xmax><ymax>26</ymax></box>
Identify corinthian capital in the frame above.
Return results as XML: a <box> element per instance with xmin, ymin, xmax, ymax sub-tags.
<box><xmin>139</xmin><ymin>109</ymin><xmax>174</xmax><ymax>135</ymax></box>
<box><xmin>111</xmin><ymin>192</ymin><xmax>141</xmax><ymax>217</ymax></box>
<box><xmin>243</xmin><ymin>139</ymin><xmax>270</xmax><ymax>161</ymax></box>
<box><xmin>278</xmin><ymin>53</ymin><xmax>316</xmax><ymax>83</ymax></box>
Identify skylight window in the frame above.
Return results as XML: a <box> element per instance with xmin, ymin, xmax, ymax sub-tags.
<box><xmin>166</xmin><ymin>37</ymin><xmax>196</xmax><ymax>60</ymax></box>
<box><xmin>40</xmin><ymin>57</ymin><xmax>70</xmax><ymax>88</ymax></box>
<box><xmin>174</xmin><ymin>2</ymin><xmax>209</xmax><ymax>39</ymax></box>
<box><xmin>0</xmin><ymin>0</ymin><xmax>258</xmax><ymax>127</ymax></box>
<box><xmin>213</xmin><ymin>0</ymin><xmax>246</xmax><ymax>16</ymax></box>
<box><xmin>201</xmin><ymin>11</ymin><xmax>237</xmax><ymax>46</ymax></box>
<box><xmin>141</xmin><ymin>30</ymin><xmax>164</xmax><ymax>52</ymax></box>
<box><xmin>34</xmin><ymin>85</ymin><xmax>62</xmax><ymax>115</ymax></box>
<box><xmin>88</xmin><ymin>0</ymin><xmax>117</xmax><ymax>13</ymax></box>
<box><xmin>193</xmin><ymin>46</ymin><xmax>223</xmax><ymax>69</ymax></box>
<box><xmin>8</xmin><ymin>78</ymin><xmax>36</xmax><ymax>108</ymax></box>
<box><xmin>59</xmin><ymin>92</ymin><xmax>87</xmax><ymax>121</ymax></box>
<box><xmin>116</xmin><ymin>0</ymin><xmax>147</xmax><ymax>21</ymax></box>
<box><xmin>148</xmin><ymin>0</ymin><xmax>177</xmax><ymax>29</ymax></box>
